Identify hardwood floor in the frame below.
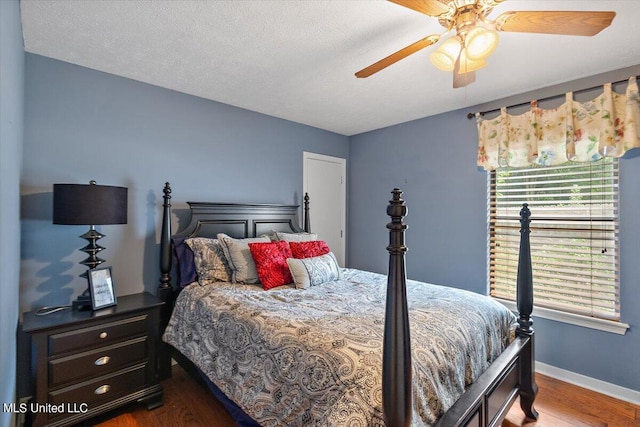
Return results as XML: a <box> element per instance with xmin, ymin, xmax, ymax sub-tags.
<box><xmin>92</xmin><ymin>365</ymin><xmax>639</xmax><ymax>427</ymax></box>
<box><xmin>503</xmin><ymin>375</ymin><xmax>640</xmax><ymax>427</ymax></box>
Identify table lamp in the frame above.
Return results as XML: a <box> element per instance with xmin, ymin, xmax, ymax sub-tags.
<box><xmin>53</xmin><ymin>180</ymin><xmax>128</xmax><ymax>310</ymax></box>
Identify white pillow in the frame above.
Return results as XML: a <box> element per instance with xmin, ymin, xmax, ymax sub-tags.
<box><xmin>275</xmin><ymin>231</ymin><xmax>318</xmax><ymax>242</ymax></box>
<box><xmin>217</xmin><ymin>233</ymin><xmax>270</xmax><ymax>284</ymax></box>
<box><xmin>286</xmin><ymin>252</ymin><xmax>341</xmax><ymax>289</ymax></box>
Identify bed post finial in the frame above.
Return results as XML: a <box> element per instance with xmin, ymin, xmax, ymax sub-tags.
<box><xmin>383</xmin><ymin>188</ymin><xmax>412</xmax><ymax>427</ymax></box>
<box><xmin>303</xmin><ymin>192</ymin><xmax>310</xmax><ymax>233</ymax></box>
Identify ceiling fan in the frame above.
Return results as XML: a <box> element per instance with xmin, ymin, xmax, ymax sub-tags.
<box><xmin>355</xmin><ymin>0</ymin><xmax>616</xmax><ymax>88</ymax></box>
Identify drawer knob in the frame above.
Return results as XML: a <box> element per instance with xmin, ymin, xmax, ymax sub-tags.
<box><xmin>94</xmin><ymin>356</ymin><xmax>111</xmax><ymax>366</ymax></box>
<box><xmin>94</xmin><ymin>385</ymin><xmax>111</xmax><ymax>395</ymax></box>
<box><xmin>99</xmin><ymin>332</ymin><xmax>108</xmax><ymax>339</ymax></box>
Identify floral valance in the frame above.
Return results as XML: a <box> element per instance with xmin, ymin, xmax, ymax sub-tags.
<box><xmin>476</xmin><ymin>76</ymin><xmax>640</xmax><ymax>170</ymax></box>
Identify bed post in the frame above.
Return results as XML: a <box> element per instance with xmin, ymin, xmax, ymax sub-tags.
<box><xmin>157</xmin><ymin>182</ymin><xmax>173</xmax><ymax>380</ymax></box>
<box><xmin>383</xmin><ymin>188</ymin><xmax>412</xmax><ymax>427</ymax></box>
<box><xmin>303</xmin><ymin>192</ymin><xmax>310</xmax><ymax>233</ymax></box>
<box><xmin>516</xmin><ymin>203</ymin><xmax>538</xmax><ymax>420</ymax></box>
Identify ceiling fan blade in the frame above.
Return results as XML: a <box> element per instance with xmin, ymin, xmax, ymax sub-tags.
<box><xmin>495</xmin><ymin>11</ymin><xmax>616</xmax><ymax>36</ymax></box>
<box><xmin>355</xmin><ymin>34</ymin><xmax>439</xmax><ymax>78</ymax></box>
<box><xmin>388</xmin><ymin>0</ymin><xmax>450</xmax><ymax>17</ymax></box>
<box><xmin>453</xmin><ymin>50</ymin><xmax>475</xmax><ymax>89</ymax></box>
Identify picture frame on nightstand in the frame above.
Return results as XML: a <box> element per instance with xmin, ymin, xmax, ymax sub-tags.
<box><xmin>88</xmin><ymin>266</ymin><xmax>117</xmax><ymax>310</ymax></box>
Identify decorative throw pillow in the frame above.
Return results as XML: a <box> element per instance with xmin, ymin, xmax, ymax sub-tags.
<box><xmin>274</xmin><ymin>231</ymin><xmax>318</xmax><ymax>242</ymax></box>
<box><xmin>289</xmin><ymin>240</ymin><xmax>330</xmax><ymax>259</ymax></box>
<box><xmin>184</xmin><ymin>238</ymin><xmax>232</xmax><ymax>284</ymax></box>
<box><xmin>217</xmin><ymin>233</ymin><xmax>270</xmax><ymax>284</ymax></box>
<box><xmin>286</xmin><ymin>252</ymin><xmax>342</xmax><ymax>289</ymax></box>
<box><xmin>248</xmin><ymin>241</ymin><xmax>293</xmax><ymax>290</ymax></box>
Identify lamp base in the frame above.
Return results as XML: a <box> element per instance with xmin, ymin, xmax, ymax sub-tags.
<box><xmin>80</xmin><ymin>227</ymin><xmax>106</xmax><ymax>272</ymax></box>
<box><xmin>72</xmin><ymin>288</ymin><xmax>92</xmax><ymax>311</ymax></box>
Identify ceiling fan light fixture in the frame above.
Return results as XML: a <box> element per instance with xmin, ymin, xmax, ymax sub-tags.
<box><xmin>458</xmin><ymin>49</ymin><xmax>487</xmax><ymax>72</ymax></box>
<box><xmin>464</xmin><ymin>25</ymin><xmax>499</xmax><ymax>60</ymax></box>
<box><xmin>429</xmin><ymin>36</ymin><xmax>461</xmax><ymax>71</ymax></box>
<box><xmin>355</xmin><ymin>1</ymin><xmax>616</xmax><ymax>89</ymax></box>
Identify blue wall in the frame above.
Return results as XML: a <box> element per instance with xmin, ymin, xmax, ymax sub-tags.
<box><xmin>0</xmin><ymin>1</ymin><xmax>24</xmax><ymax>426</ymax></box>
<box><xmin>21</xmin><ymin>54</ymin><xmax>349</xmax><ymax>313</ymax></box>
<box><xmin>349</xmin><ymin>112</ymin><xmax>488</xmax><ymax>293</ymax></box>
<box><xmin>349</xmin><ymin>71</ymin><xmax>640</xmax><ymax>393</ymax></box>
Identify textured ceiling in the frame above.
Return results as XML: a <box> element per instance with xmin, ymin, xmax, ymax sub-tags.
<box><xmin>20</xmin><ymin>0</ymin><xmax>640</xmax><ymax>136</ymax></box>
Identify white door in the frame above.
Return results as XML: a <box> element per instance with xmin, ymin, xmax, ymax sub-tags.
<box><xmin>303</xmin><ymin>152</ymin><xmax>346</xmax><ymax>266</ymax></box>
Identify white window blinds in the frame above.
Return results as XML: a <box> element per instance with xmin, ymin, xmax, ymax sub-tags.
<box><xmin>489</xmin><ymin>158</ymin><xmax>620</xmax><ymax>320</ymax></box>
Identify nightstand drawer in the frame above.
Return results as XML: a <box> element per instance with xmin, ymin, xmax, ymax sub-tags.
<box><xmin>49</xmin><ymin>314</ymin><xmax>148</xmax><ymax>356</ymax></box>
<box><xmin>49</xmin><ymin>363</ymin><xmax>147</xmax><ymax>407</ymax></box>
<box><xmin>49</xmin><ymin>336</ymin><xmax>148</xmax><ymax>387</ymax></box>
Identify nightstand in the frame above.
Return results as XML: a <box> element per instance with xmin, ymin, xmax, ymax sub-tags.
<box><xmin>22</xmin><ymin>292</ymin><xmax>164</xmax><ymax>427</ymax></box>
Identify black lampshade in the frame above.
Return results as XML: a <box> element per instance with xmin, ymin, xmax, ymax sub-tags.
<box><xmin>53</xmin><ymin>183</ymin><xmax>128</xmax><ymax>225</ymax></box>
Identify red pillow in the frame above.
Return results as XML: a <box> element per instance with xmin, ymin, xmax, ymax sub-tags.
<box><xmin>289</xmin><ymin>241</ymin><xmax>330</xmax><ymax>259</ymax></box>
<box><xmin>248</xmin><ymin>241</ymin><xmax>293</xmax><ymax>290</ymax></box>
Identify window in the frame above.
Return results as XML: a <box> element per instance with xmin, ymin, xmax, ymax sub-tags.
<box><xmin>489</xmin><ymin>158</ymin><xmax>619</xmax><ymax>321</ymax></box>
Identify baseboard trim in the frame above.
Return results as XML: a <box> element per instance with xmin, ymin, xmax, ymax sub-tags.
<box><xmin>537</xmin><ymin>362</ymin><xmax>640</xmax><ymax>405</ymax></box>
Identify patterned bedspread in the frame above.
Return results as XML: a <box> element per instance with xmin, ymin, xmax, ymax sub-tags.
<box><xmin>163</xmin><ymin>269</ymin><xmax>517</xmax><ymax>426</ymax></box>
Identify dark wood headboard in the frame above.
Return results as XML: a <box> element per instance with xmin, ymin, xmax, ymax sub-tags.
<box><xmin>173</xmin><ymin>201</ymin><xmax>305</xmax><ymax>240</ymax></box>
<box><xmin>158</xmin><ymin>182</ymin><xmax>310</xmax><ymax>293</ymax></box>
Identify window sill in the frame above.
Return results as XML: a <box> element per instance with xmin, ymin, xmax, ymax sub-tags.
<box><xmin>494</xmin><ymin>299</ymin><xmax>629</xmax><ymax>335</ymax></box>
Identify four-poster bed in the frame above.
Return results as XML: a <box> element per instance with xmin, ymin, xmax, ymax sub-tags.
<box><xmin>157</xmin><ymin>182</ymin><xmax>537</xmax><ymax>426</ymax></box>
